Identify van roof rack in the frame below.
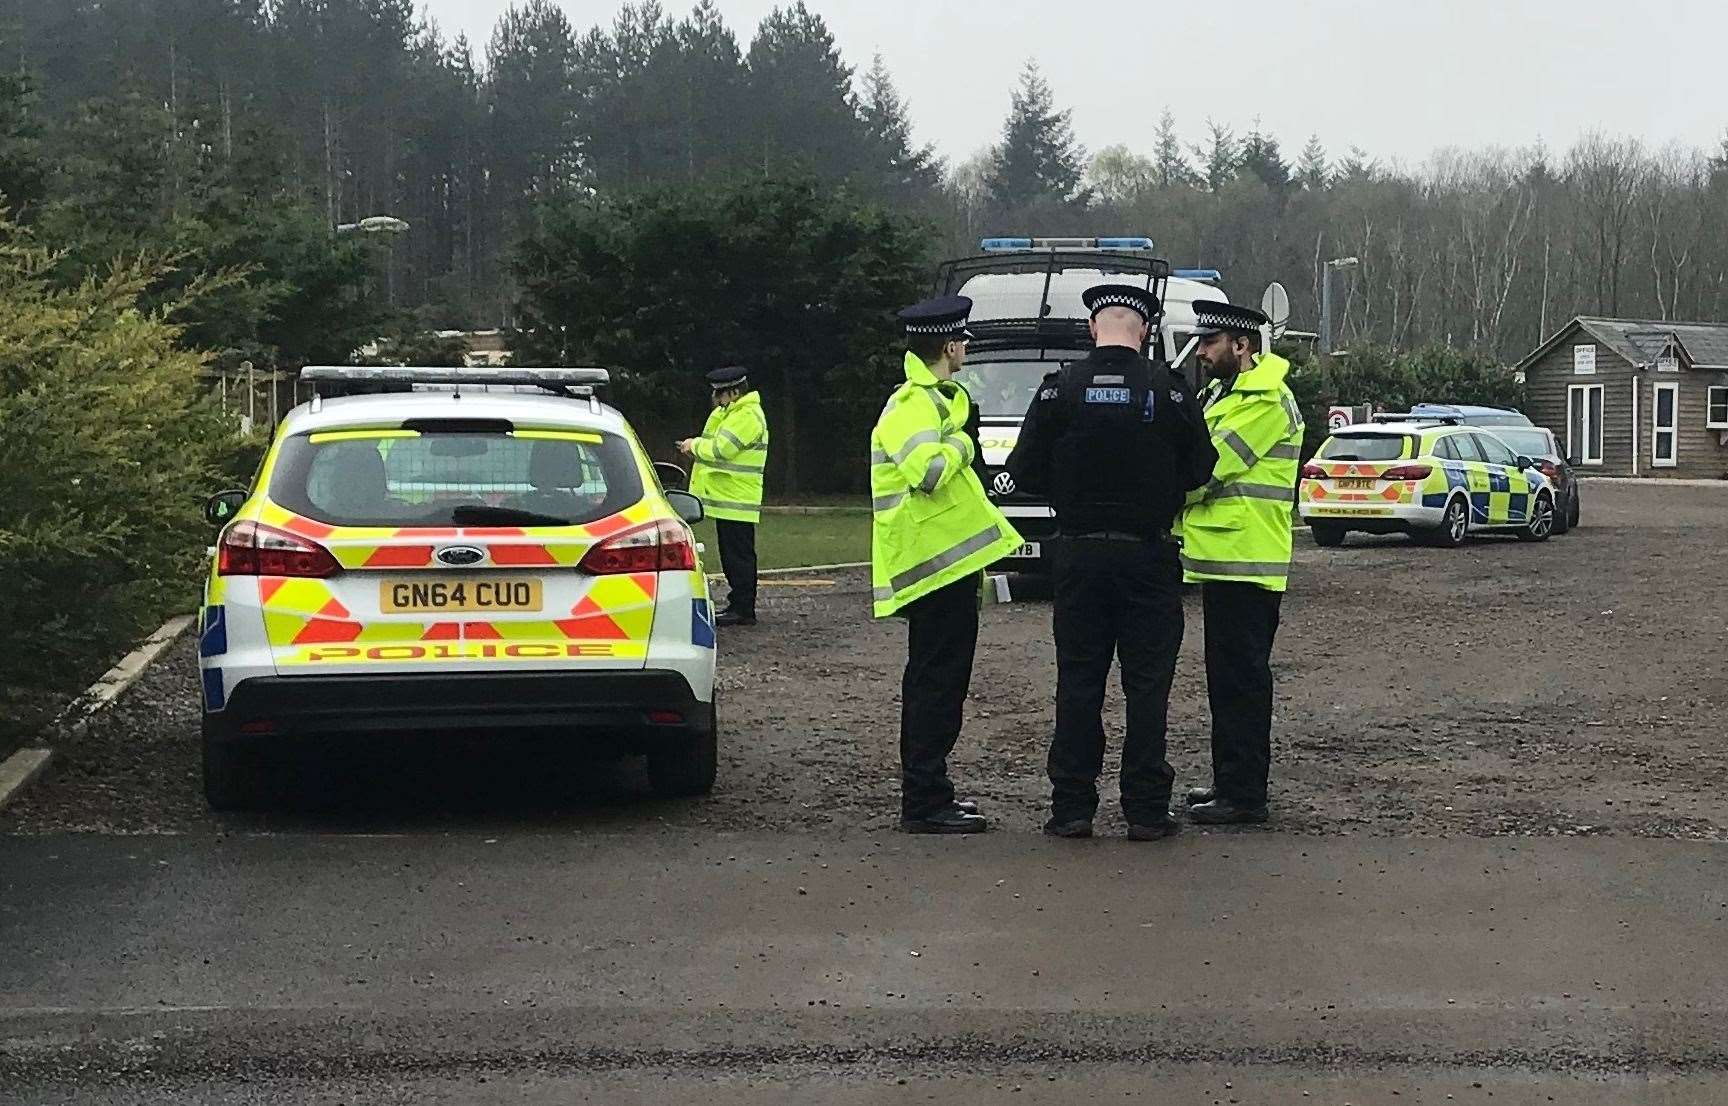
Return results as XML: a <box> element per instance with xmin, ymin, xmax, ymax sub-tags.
<box><xmin>301</xmin><ymin>365</ymin><xmax>611</xmax><ymax>398</ymax></box>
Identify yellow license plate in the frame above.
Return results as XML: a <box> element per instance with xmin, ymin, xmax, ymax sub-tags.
<box><xmin>1337</xmin><ymin>478</ymin><xmax>1376</xmax><ymax>490</ymax></box>
<box><xmin>380</xmin><ymin>577</ymin><xmax>544</xmax><ymax>614</ymax></box>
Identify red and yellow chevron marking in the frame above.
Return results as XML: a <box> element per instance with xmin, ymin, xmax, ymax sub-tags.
<box><xmin>250</xmin><ymin>499</ymin><xmax>661</xmax><ymax>570</ymax></box>
<box><xmin>259</xmin><ymin>572</ymin><xmax>660</xmax><ymax>653</ymax></box>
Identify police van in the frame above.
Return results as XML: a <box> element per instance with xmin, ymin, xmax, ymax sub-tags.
<box><xmin>932</xmin><ymin>237</ymin><xmax>1258</xmax><ymax>573</ymax></box>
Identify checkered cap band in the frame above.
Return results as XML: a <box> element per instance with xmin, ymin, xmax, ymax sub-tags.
<box><xmin>1090</xmin><ymin>293</ymin><xmax>1152</xmax><ymax>316</ymax></box>
<box><xmin>905</xmin><ymin>320</ymin><xmax>968</xmax><ymax>334</ymax></box>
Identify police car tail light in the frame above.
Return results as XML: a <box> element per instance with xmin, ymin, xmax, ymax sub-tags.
<box><xmin>579</xmin><ymin>519</ymin><xmax>695</xmax><ymax>575</ymax></box>
<box><xmin>218</xmin><ymin>520</ymin><xmax>342</xmax><ymax>578</ymax></box>
<box><xmin>1300</xmin><ymin>463</ymin><xmax>1326</xmax><ymax>480</ymax></box>
<box><xmin>1380</xmin><ymin>464</ymin><xmax>1432</xmax><ymax>482</ymax></box>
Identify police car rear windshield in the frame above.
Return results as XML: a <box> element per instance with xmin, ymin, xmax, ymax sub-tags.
<box><xmin>1318</xmin><ymin>433</ymin><xmax>1413</xmax><ymax>462</ymax></box>
<box><xmin>269</xmin><ymin>426</ymin><xmax>644</xmax><ymax>528</ymax></box>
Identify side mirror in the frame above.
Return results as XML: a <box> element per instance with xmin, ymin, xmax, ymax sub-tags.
<box><xmin>654</xmin><ymin>461</ymin><xmax>689</xmax><ymax>491</ymax></box>
<box><xmin>1515</xmin><ymin>455</ymin><xmax>1535</xmax><ymax>471</ymax></box>
<box><xmin>1566</xmin><ymin>455</ymin><xmax>1581</xmax><ymax>467</ymax></box>
<box><xmin>665</xmin><ymin>490</ymin><xmax>705</xmax><ymax>525</ymax></box>
<box><xmin>204</xmin><ymin>490</ymin><xmax>247</xmax><ymax>527</ymax></box>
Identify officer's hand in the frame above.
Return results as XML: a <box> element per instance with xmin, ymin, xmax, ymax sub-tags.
<box><xmin>675</xmin><ymin>439</ymin><xmax>694</xmax><ymax>456</ymax></box>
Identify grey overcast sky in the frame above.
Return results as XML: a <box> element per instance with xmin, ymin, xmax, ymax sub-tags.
<box><xmin>418</xmin><ymin>0</ymin><xmax>1727</xmax><ymax>170</ymax></box>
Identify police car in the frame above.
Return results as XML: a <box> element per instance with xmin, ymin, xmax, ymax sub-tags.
<box><xmin>197</xmin><ymin>366</ymin><xmax>718</xmax><ymax>810</ymax></box>
<box><xmin>932</xmin><ymin>237</ymin><xmax>1234</xmax><ymax>571</ymax></box>
<box><xmin>1298</xmin><ymin>416</ymin><xmax>1558</xmax><ymax>547</ymax></box>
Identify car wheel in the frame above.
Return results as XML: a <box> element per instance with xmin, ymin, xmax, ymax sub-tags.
<box><xmin>202</xmin><ymin>721</ymin><xmax>265</xmax><ymax>812</ymax></box>
<box><xmin>1310</xmin><ymin>522</ymin><xmax>1347</xmax><ymax>548</ymax></box>
<box><xmin>1426</xmin><ymin>496</ymin><xmax>1469</xmax><ymax>548</ymax></box>
<box><xmin>1553</xmin><ymin>491</ymin><xmax>1572</xmax><ymax>535</ymax></box>
<box><xmin>1567</xmin><ymin>490</ymin><xmax>1581</xmax><ymax>530</ymax></box>
<box><xmin>1518</xmin><ymin>492</ymin><xmax>1555</xmax><ymax>542</ymax></box>
<box><xmin>647</xmin><ymin>697</ymin><xmax>718</xmax><ymax>798</ymax></box>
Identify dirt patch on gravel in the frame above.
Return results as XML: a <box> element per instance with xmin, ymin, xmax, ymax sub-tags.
<box><xmin>5</xmin><ymin>482</ymin><xmax>1726</xmax><ymax>838</ymax></box>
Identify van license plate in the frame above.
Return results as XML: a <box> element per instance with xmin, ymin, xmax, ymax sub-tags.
<box><xmin>381</xmin><ymin>578</ymin><xmax>544</xmax><ymax>614</ymax></box>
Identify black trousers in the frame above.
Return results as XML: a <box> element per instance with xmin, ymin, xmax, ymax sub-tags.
<box><xmin>714</xmin><ymin>519</ymin><xmax>758</xmax><ymax>617</ymax></box>
<box><xmin>1201</xmin><ymin>581</ymin><xmax>1284</xmax><ymax>805</ymax></box>
<box><xmin>1048</xmin><ymin>536</ymin><xmax>1184</xmax><ymax>824</ymax></box>
<box><xmin>899</xmin><ymin>574</ymin><xmax>980</xmax><ymax>820</ymax></box>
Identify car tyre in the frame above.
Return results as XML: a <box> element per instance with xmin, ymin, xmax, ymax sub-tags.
<box><xmin>1567</xmin><ymin>490</ymin><xmax>1581</xmax><ymax>530</ymax></box>
<box><xmin>202</xmin><ymin>720</ymin><xmax>265</xmax><ymax>812</ymax></box>
<box><xmin>1310</xmin><ymin>523</ymin><xmax>1347</xmax><ymax>548</ymax></box>
<box><xmin>1518</xmin><ymin>492</ymin><xmax>1555</xmax><ymax>543</ymax></box>
<box><xmin>1553</xmin><ymin>491</ymin><xmax>1572</xmax><ymax>534</ymax></box>
<box><xmin>1426</xmin><ymin>495</ymin><xmax>1469</xmax><ymax>548</ymax></box>
<box><xmin>647</xmin><ymin>696</ymin><xmax>718</xmax><ymax>798</ymax></box>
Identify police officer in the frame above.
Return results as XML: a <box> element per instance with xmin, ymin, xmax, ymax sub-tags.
<box><xmin>1179</xmin><ymin>301</ymin><xmax>1304</xmax><ymax>825</ymax></box>
<box><xmin>871</xmin><ymin>295</ymin><xmax>1022</xmax><ymax>834</ymax></box>
<box><xmin>679</xmin><ymin>366</ymin><xmax>769</xmax><ymax>627</ymax></box>
<box><xmin>1005</xmin><ymin>284</ymin><xmax>1215</xmax><ymax>840</ymax></box>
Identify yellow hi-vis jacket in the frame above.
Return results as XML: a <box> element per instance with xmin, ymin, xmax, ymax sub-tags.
<box><xmin>689</xmin><ymin>390</ymin><xmax>768</xmax><ymax>523</ymax></box>
<box><xmin>870</xmin><ymin>352</ymin><xmax>1021</xmax><ymax>618</ymax></box>
<box><xmin>1179</xmin><ymin>352</ymin><xmax>1304</xmax><ymax>592</ymax></box>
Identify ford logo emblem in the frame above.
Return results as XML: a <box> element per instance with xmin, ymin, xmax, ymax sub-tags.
<box><xmin>991</xmin><ymin>471</ymin><xmax>1016</xmax><ymax>497</ymax></box>
<box><xmin>435</xmin><ymin>545</ymin><xmax>486</xmax><ymax>567</ymax></box>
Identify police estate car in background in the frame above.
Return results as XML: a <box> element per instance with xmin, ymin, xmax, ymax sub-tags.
<box><xmin>197</xmin><ymin>366</ymin><xmax>719</xmax><ymax>810</ymax></box>
<box><xmin>931</xmin><ymin>237</ymin><xmax>1246</xmax><ymax>572</ymax></box>
<box><xmin>1298</xmin><ymin>413</ymin><xmax>1558</xmax><ymax>547</ymax></box>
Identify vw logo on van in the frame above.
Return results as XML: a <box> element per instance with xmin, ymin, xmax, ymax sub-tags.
<box><xmin>991</xmin><ymin>471</ymin><xmax>1017</xmax><ymax>497</ymax></box>
<box><xmin>435</xmin><ymin>545</ymin><xmax>486</xmax><ymax>567</ymax></box>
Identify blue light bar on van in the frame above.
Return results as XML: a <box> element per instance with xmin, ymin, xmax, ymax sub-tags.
<box><xmin>1173</xmin><ymin>269</ymin><xmax>1222</xmax><ymax>283</ymax></box>
<box><xmin>980</xmin><ymin>236</ymin><xmax>1155</xmax><ymax>252</ymax></box>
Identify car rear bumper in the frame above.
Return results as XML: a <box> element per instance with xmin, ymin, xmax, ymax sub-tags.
<box><xmin>206</xmin><ymin>669</ymin><xmax>711</xmax><ymax>744</ymax></box>
<box><xmin>1300</xmin><ymin>502</ymin><xmax>1443</xmax><ymax>532</ymax></box>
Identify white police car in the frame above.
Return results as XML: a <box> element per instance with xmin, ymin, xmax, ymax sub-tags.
<box><xmin>197</xmin><ymin>367</ymin><xmax>718</xmax><ymax>809</ymax></box>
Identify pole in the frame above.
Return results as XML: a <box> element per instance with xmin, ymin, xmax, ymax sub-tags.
<box><xmin>1320</xmin><ymin>267</ymin><xmax>1334</xmax><ymax>356</ymax></box>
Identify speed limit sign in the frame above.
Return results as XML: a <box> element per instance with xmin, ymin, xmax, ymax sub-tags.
<box><xmin>1326</xmin><ymin>406</ymin><xmax>1354</xmax><ymax>432</ymax></box>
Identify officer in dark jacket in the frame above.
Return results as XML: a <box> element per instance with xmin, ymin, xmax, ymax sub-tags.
<box><xmin>1005</xmin><ymin>283</ymin><xmax>1216</xmax><ymax>841</ymax></box>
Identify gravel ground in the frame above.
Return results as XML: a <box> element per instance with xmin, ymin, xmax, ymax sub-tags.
<box><xmin>5</xmin><ymin>480</ymin><xmax>1726</xmax><ymax>838</ymax></box>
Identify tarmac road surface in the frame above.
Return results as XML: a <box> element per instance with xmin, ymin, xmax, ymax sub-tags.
<box><xmin>2</xmin><ymin>832</ymin><xmax>1725</xmax><ymax>1102</ymax></box>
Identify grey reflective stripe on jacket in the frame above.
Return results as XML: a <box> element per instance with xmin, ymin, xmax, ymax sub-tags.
<box><xmin>699</xmin><ymin>457</ymin><xmax>766</xmax><ymax>476</ymax></box>
<box><xmin>873</xmin><ymin>524</ymin><xmax>1003</xmax><ymax>603</ymax></box>
<box><xmin>703</xmin><ymin>498</ymin><xmax>762</xmax><ymax>515</ymax></box>
<box><xmin>1181</xmin><ymin>554</ymin><xmax>1291</xmax><ymax>578</ymax></box>
<box><xmin>1208</xmin><ymin>482</ymin><xmax>1296</xmax><ymax>504</ymax></box>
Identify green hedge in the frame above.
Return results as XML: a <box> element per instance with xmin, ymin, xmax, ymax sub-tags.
<box><xmin>0</xmin><ymin>239</ymin><xmax>240</xmax><ymax>742</ymax></box>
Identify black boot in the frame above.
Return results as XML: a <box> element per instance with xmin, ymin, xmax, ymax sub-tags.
<box><xmin>1042</xmin><ymin>817</ymin><xmax>1094</xmax><ymax>839</ymax></box>
<box><xmin>1127</xmin><ymin>815</ymin><xmax>1183</xmax><ymax>840</ymax></box>
<box><xmin>1185</xmin><ymin>786</ymin><xmax>1216</xmax><ymax>807</ymax></box>
<box><xmin>715</xmin><ymin>609</ymin><xmax>756</xmax><ymax>627</ymax></box>
<box><xmin>1188</xmin><ymin>798</ymin><xmax>1269</xmax><ymax>825</ymax></box>
<box><xmin>900</xmin><ymin>808</ymin><xmax>989</xmax><ymax>834</ymax></box>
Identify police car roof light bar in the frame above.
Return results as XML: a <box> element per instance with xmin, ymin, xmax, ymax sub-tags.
<box><xmin>980</xmin><ymin>236</ymin><xmax>1154</xmax><ymax>253</ymax></box>
<box><xmin>300</xmin><ymin>365</ymin><xmax>611</xmax><ymax>399</ymax></box>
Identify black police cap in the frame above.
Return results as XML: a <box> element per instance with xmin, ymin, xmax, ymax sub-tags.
<box><xmin>1191</xmin><ymin>300</ymin><xmax>1269</xmax><ymax>337</ymax></box>
<box><xmin>1081</xmin><ymin>283</ymin><xmax>1159</xmax><ymax>324</ymax></box>
<box><xmin>706</xmin><ymin>365</ymin><xmax>749</xmax><ymax>391</ymax></box>
<box><xmin>897</xmin><ymin>295</ymin><xmax>973</xmax><ymax>337</ymax></box>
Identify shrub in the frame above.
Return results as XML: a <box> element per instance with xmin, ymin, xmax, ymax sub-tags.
<box><xmin>0</xmin><ymin>233</ymin><xmax>234</xmax><ymax>739</ymax></box>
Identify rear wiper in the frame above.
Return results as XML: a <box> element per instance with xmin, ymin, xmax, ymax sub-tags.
<box><xmin>452</xmin><ymin>505</ymin><xmax>570</xmax><ymax>527</ymax></box>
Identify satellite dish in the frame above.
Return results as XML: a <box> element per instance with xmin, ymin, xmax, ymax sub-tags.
<box><xmin>1260</xmin><ymin>282</ymin><xmax>1290</xmax><ymax>340</ymax></box>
